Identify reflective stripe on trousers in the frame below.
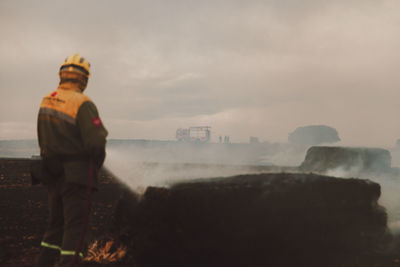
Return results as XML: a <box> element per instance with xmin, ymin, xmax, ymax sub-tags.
<box><xmin>60</xmin><ymin>250</ymin><xmax>83</xmax><ymax>258</ymax></box>
<box><xmin>41</xmin><ymin>241</ymin><xmax>83</xmax><ymax>258</ymax></box>
<box><xmin>41</xmin><ymin>241</ymin><xmax>61</xmax><ymax>251</ymax></box>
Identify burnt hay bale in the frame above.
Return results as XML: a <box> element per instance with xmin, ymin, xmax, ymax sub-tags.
<box><xmin>114</xmin><ymin>173</ymin><xmax>390</xmax><ymax>267</ymax></box>
<box><xmin>300</xmin><ymin>146</ymin><xmax>392</xmax><ymax>173</ymax></box>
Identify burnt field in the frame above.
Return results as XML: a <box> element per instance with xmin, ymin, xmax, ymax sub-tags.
<box><xmin>2</xmin><ymin>155</ymin><xmax>400</xmax><ymax>267</ymax></box>
<box><xmin>0</xmin><ymin>158</ymin><xmax>122</xmax><ymax>266</ymax></box>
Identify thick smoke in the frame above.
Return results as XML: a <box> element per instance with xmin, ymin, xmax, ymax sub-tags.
<box><xmin>104</xmin><ymin>143</ymin><xmax>274</xmax><ymax>189</ymax></box>
<box><xmin>324</xmin><ymin>159</ymin><xmax>400</xmax><ymax>234</ymax></box>
<box><xmin>261</xmin><ymin>143</ymin><xmax>308</xmax><ymax>166</ymax></box>
<box><xmin>299</xmin><ymin>146</ymin><xmax>400</xmax><ymax>233</ymax></box>
<box><xmin>103</xmin><ymin>140</ymin><xmax>309</xmax><ymax>186</ymax></box>
<box><xmin>105</xmin><ymin>140</ymin><xmax>400</xmax><ymax>235</ymax></box>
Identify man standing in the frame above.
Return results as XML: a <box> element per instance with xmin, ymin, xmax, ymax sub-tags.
<box><xmin>35</xmin><ymin>54</ymin><xmax>108</xmax><ymax>267</ymax></box>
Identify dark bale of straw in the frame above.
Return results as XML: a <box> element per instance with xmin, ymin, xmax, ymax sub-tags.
<box><xmin>300</xmin><ymin>146</ymin><xmax>392</xmax><ymax>173</ymax></box>
<box><xmin>114</xmin><ymin>173</ymin><xmax>390</xmax><ymax>267</ymax></box>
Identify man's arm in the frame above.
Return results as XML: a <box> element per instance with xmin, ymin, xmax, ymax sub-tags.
<box><xmin>76</xmin><ymin>101</ymin><xmax>108</xmax><ymax>167</ymax></box>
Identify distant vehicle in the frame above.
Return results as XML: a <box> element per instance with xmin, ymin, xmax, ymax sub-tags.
<box><xmin>176</xmin><ymin>126</ymin><xmax>211</xmax><ymax>143</ymax></box>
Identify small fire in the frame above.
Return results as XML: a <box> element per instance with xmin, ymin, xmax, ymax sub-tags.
<box><xmin>84</xmin><ymin>239</ymin><xmax>127</xmax><ymax>264</ymax></box>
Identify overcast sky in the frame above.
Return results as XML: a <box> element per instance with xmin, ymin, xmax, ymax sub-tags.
<box><xmin>0</xmin><ymin>0</ymin><xmax>399</xmax><ymax>147</ymax></box>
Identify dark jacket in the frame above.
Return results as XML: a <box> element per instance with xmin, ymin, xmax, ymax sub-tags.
<box><xmin>37</xmin><ymin>82</ymin><xmax>108</xmax><ymax>188</ymax></box>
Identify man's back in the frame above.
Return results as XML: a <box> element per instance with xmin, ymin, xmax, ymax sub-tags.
<box><xmin>35</xmin><ymin>54</ymin><xmax>108</xmax><ymax>267</ymax></box>
<box><xmin>38</xmin><ymin>82</ymin><xmax>107</xmax><ymax>158</ymax></box>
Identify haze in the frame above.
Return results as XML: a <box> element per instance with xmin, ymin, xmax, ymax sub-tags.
<box><xmin>1</xmin><ymin>0</ymin><xmax>399</xmax><ymax>147</ymax></box>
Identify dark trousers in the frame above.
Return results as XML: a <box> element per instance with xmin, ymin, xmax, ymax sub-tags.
<box><xmin>36</xmin><ymin>181</ymin><xmax>90</xmax><ymax>267</ymax></box>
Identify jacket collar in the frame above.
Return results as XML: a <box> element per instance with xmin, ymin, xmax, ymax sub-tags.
<box><xmin>58</xmin><ymin>82</ymin><xmax>83</xmax><ymax>93</ymax></box>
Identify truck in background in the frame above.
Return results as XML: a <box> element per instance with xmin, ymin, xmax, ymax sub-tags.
<box><xmin>176</xmin><ymin>126</ymin><xmax>211</xmax><ymax>143</ymax></box>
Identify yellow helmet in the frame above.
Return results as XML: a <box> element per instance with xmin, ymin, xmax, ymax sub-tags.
<box><xmin>60</xmin><ymin>54</ymin><xmax>90</xmax><ymax>77</ymax></box>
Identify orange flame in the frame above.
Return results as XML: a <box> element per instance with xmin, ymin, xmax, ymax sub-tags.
<box><xmin>84</xmin><ymin>239</ymin><xmax>127</xmax><ymax>263</ymax></box>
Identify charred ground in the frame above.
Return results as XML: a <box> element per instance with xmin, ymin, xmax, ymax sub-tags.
<box><xmin>2</xmin><ymin>157</ymin><xmax>400</xmax><ymax>267</ymax></box>
<box><xmin>0</xmin><ymin>158</ymin><xmax>122</xmax><ymax>266</ymax></box>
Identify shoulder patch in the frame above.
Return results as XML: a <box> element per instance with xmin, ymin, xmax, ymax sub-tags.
<box><xmin>92</xmin><ymin>117</ymin><xmax>103</xmax><ymax>127</ymax></box>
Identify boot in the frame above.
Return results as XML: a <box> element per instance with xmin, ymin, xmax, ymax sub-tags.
<box><xmin>55</xmin><ymin>255</ymin><xmax>82</xmax><ymax>267</ymax></box>
<box><xmin>35</xmin><ymin>247</ymin><xmax>60</xmax><ymax>267</ymax></box>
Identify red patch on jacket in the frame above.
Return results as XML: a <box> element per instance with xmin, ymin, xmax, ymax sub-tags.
<box><xmin>51</xmin><ymin>92</ymin><xmax>57</xmax><ymax>97</ymax></box>
<box><xmin>92</xmin><ymin>117</ymin><xmax>102</xmax><ymax>127</ymax></box>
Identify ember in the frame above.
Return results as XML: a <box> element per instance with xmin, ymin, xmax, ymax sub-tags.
<box><xmin>84</xmin><ymin>238</ymin><xmax>127</xmax><ymax>264</ymax></box>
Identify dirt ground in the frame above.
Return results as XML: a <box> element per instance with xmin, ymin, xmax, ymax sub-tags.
<box><xmin>3</xmin><ymin>158</ymin><xmax>400</xmax><ymax>267</ymax></box>
<box><xmin>0</xmin><ymin>158</ymin><xmax>123</xmax><ymax>267</ymax></box>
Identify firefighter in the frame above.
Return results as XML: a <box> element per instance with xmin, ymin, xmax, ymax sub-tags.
<box><xmin>35</xmin><ymin>54</ymin><xmax>108</xmax><ymax>267</ymax></box>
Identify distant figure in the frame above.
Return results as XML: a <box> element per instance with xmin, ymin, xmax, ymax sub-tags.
<box><xmin>219</xmin><ymin>136</ymin><xmax>222</xmax><ymax>143</ymax></box>
<box><xmin>35</xmin><ymin>54</ymin><xmax>108</xmax><ymax>267</ymax></box>
<box><xmin>224</xmin><ymin>136</ymin><xmax>230</xmax><ymax>144</ymax></box>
